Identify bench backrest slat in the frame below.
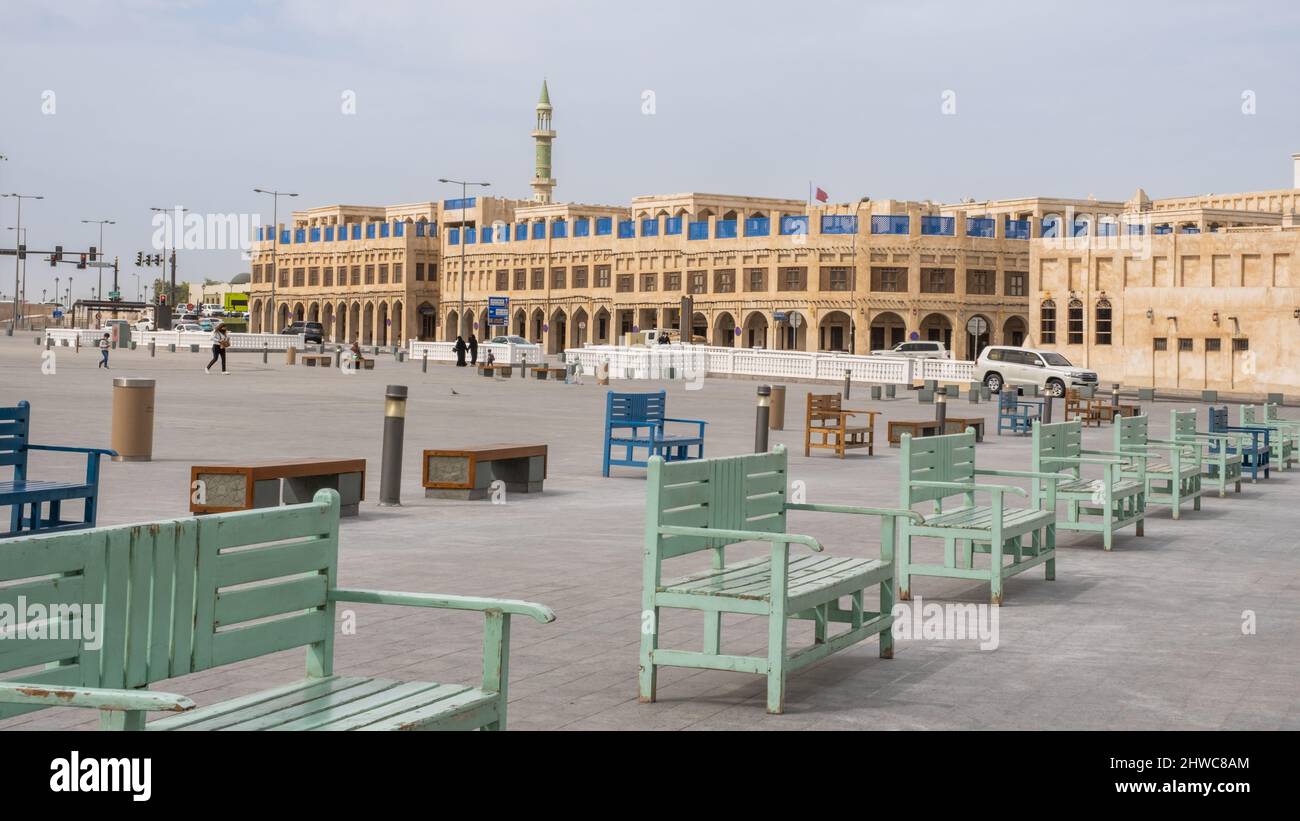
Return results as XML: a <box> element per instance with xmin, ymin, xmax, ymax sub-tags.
<box><xmin>1115</xmin><ymin>414</ymin><xmax>1149</xmax><ymax>452</ymax></box>
<box><xmin>0</xmin><ymin>401</ymin><xmax>30</xmax><ymax>476</ymax></box>
<box><xmin>901</xmin><ymin>430</ymin><xmax>976</xmax><ymax>506</ymax></box>
<box><xmin>1208</xmin><ymin>406</ymin><xmax>1230</xmax><ymax>433</ymax></box>
<box><xmin>1032</xmin><ymin>420</ymin><xmax>1082</xmax><ymax>476</ymax></box>
<box><xmin>608</xmin><ymin>390</ymin><xmax>667</xmax><ymax>426</ymax></box>
<box><xmin>1171</xmin><ymin>409</ymin><xmax>1197</xmax><ymax>439</ymax></box>
<box><xmin>647</xmin><ymin>447</ymin><xmax>787</xmax><ymax>560</ymax></box>
<box><xmin>1265</xmin><ymin>403</ymin><xmax>1283</xmax><ymax>423</ymax></box>
<box><xmin>807</xmin><ymin>393</ymin><xmax>843</xmax><ymax>417</ymax></box>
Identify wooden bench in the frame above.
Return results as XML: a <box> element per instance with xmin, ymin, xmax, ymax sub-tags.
<box><xmin>887</xmin><ymin>419</ymin><xmax>940</xmax><ymax>446</ymax></box>
<box><xmin>0</xmin><ymin>489</ymin><xmax>555</xmax><ymax>730</ymax></box>
<box><xmin>1172</xmin><ymin>409</ymin><xmax>1244</xmax><ymax>497</ymax></box>
<box><xmin>190</xmin><ymin>458</ymin><xmax>366</xmax><ymax>517</ymax></box>
<box><xmin>640</xmin><ymin>446</ymin><xmax>921</xmax><ymax>714</ymax></box>
<box><xmin>1032</xmin><ymin>419</ymin><xmax>1146</xmax><ymax>551</ymax></box>
<box><xmin>1095</xmin><ymin>402</ymin><xmax>1141</xmax><ymax>423</ymax></box>
<box><xmin>1208</xmin><ymin>406</ymin><xmax>1270</xmax><ymax>483</ymax></box>
<box><xmin>2</xmin><ymin>400</ymin><xmax>116</xmax><ymax>538</ymax></box>
<box><xmin>422</xmin><ymin>444</ymin><xmax>547</xmax><ymax>500</ymax></box>
<box><xmin>804</xmin><ymin>393</ymin><xmax>878</xmax><ymax>457</ymax></box>
<box><xmin>531</xmin><ymin>366</ymin><xmax>567</xmax><ymax>380</ymax></box>
<box><xmin>1242</xmin><ymin>404</ymin><xmax>1298</xmax><ymax>470</ymax></box>
<box><xmin>899</xmin><ymin>428</ymin><xmax>1064</xmax><ymax>605</ymax></box>
<box><xmin>1065</xmin><ymin>389</ymin><xmax>1104</xmax><ymax>427</ymax></box>
<box><xmin>477</xmin><ymin>363</ymin><xmax>513</xmax><ymax>378</ymax></box>
<box><xmin>300</xmin><ymin>353</ymin><xmax>333</xmax><ymax>367</ymax></box>
<box><xmin>1113</xmin><ymin>415</ymin><xmax>1202</xmax><ymax>519</ymax></box>
<box><xmin>602</xmin><ymin>390</ymin><xmax>706</xmax><ymax>476</ymax></box>
<box><xmin>996</xmin><ymin>390</ymin><xmax>1039</xmax><ymax>435</ymax></box>
<box><xmin>943</xmin><ymin>416</ymin><xmax>985</xmax><ymax>442</ymax></box>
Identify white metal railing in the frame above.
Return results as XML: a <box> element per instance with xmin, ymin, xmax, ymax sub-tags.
<box><xmin>560</xmin><ymin>344</ymin><xmax>978</xmax><ymax>386</ymax></box>
<box><xmin>46</xmin><ymin>328</ymin><xmax>305</xmax><ymax>350</ymax></box>
<box><xmin>407</xmin><ymin>339</ymin><xmax>542</xmax><ymax>366</ymax></box>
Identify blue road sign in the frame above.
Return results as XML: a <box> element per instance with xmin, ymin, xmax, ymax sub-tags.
<box><xmin>487</xmin><ymin>296</ymin><xmax>509</xmax><ymax>326</ymax></box>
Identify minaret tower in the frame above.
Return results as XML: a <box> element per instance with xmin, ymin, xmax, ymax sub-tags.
<box><xmin>531</xmin><ymin>79</ymin><xmax>557</xmax><ymax>204</ymax></box>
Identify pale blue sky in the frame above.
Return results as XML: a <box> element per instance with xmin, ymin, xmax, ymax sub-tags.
<box><xmin>2</xmin><ymin>0</ymin><xmax>1298</xmax><ymax>298</ymax></box>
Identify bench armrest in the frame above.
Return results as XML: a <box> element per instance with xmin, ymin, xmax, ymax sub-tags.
<box><xmin>0</xmin><ymin>683</ymin><xmax>193</xmax><ymax>713</ymax></box>
<box><xmin>785</xmin><ymin>502</ymin><xmax>923</xmax><ymax>524</ymax></box>
<box><xmin>910</xmin><ymin>480</ymin><xmax>1028</xmax><ymax>499</ymax></box>
<box><xmin>976</xmin><ymin>468</ymin><xmax>1074</xmax><ymax>482</ymax></box>
<box><xmin>657</xmin><ymin>524</ymin><xmax>822</xmax><ymax>552</ymax></box>
<box><xmin>329</xmin><ymin>588</ymin><xmax>556</xmax><ymax>623</ymax></box>
<box><xmin>26</xmin><ymin>444</ymin><xmax>118</xmax><ymax>457</ymax></box>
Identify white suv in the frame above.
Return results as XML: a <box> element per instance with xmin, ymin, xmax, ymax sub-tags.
<box><xmin>976</xmin><ymin>346</ymin><xmax>1098</xmax><ymax>397</ymax></box>
<box><xmin>871</xmin><ymin>340</ymin><xmax>950</xmax><ymax>360</ymax></box>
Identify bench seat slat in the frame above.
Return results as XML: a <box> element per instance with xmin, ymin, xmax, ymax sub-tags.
<box><xmin>268</xmin><ymin>681</ymin><xmax>456</xmax><ymax>731</ymax></box>
<box><xmin>919</xmin><ymin>505</ymin><xmax>1053</xmax><ymax>532</ymax></box>
<box><xmin>0</xmin><ymin>480</ymin><xmax>93</xmax><ymax>504</ymax></box>
<box><xmin>218</xmin><ymin>677</ymin><xmax>407</xmax><ymax>730</ymax></box>
<box><xmin>152</xmin><ymin>675</ymin><xmax>373</xmax><ymax>730</ymax></box>
<box><xmin>352</xmin><ymin>686</ymin><xmax>498</xmax><ymax>731</ymax></box>
<box><xmin>1056</xmin><ymin>478</ymin><xmax>1143</xmax><ymax>496</ymax></box>
<box><xmin>660</xmin><ymin>554</ymin><xmax>885</xmax><ymax>602</ymax></box>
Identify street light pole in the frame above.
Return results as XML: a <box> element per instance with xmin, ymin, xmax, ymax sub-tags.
<box><xmin>254</xmin><ymin>188</ymin><xmax>299</xmax><ymax>333</ymax></box>
<box><xmin>82</xmin><ymin>219</ymin><xmax>115</xmax><ymax>300</ymax></box>
<box><xmin>151</xmin><ymin>207</ymin><xmax>187</xmax><ymax>313</ymax></box>
<box><xmin>2</xmin><ymin>192</ymin><xmax>43</xmax><ymax>335</ymax></box>
<box><xmin>437</xmin><ymin>178</ymin><xmax>490</xmax><ymax>339</ymax></box>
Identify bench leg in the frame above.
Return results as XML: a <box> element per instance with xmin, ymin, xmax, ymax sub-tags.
<box><xmin>897</xmin><ymin>530</ymin><xmax>912</xmax><ymax>601</ymax></box>
<box><xmin>704</xmin><ymin>548</ymin><xmax>723</xmax><ymax>655</ymax></box>
<box><xmin>638</xmin><ymin>604</ymin><xmax>659</xmax><ymax>704</ymax></box>
<box><xmin>766</xmin><ymin>615</ymin><xmax>788</xmax><ymax>715</ymax></box>
<box><xmin>100</xmin><ymin>710</ymin><xmax>146</xmax><ymax>731</ymax></box>
<box><xmin>989</xmin><ymin>530</ymin><xmax>1005</xmax><ymax>606</ymax></box>
<box><xmin>481</xmin><ymin>611</ymin><xmax>510</xmax><ymax>731</ymax></box>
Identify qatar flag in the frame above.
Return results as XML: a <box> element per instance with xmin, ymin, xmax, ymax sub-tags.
<box><xmin>815</xmin><ymin>187</ymin><xmax>829</xmax><ymax>203</ymax></box>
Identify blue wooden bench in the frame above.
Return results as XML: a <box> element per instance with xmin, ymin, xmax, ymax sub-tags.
<box><xmin>1207</xmin><ymin>406</ymin><xmax>1270</xmax><ymax>483</ymax></box>
<box><xmin>996</xmin><ymin>390</ymin><xmax>1039</xmax><ymax>435</ymax></box>
<box><xmin>899</xmin><ymin>428</ymin><xmax>1067</xmax><ymax>605</ymax></box>
<box><xmin>0</xmin><ymin>489</ymin><xmax>555</xmax><ymax>730</ymax></box>
<box><xmin>602</xmin><ymin>390</ymin><xmax>706</xmax><ymax>476</ymax></box>
<box><xmin>1032</xmin><ymin>420</ymin><xmax>1146</xmax><ymax>551</ymax></box>
<box><xmin>2</xmin><ymin>400</ymin><xmax>116</xmax><ymax>539</ymax></box>
<box><xmin>1241</xmin><ymin>404</ymin><xmax>1297</xmax><ymax>470</ymax></box>
<box><xmin>1114</xmin><ymin>415</ymin><xmax>1202</xmax><ymax>519</ymax></box>
<box><xmin>639</xmin><ymin>445</ymin><xmax>921</xmax><ymax>714</ymax></box>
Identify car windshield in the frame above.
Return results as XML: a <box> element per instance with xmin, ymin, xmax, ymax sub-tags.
<box><xmin>1041</xmin><ymin>352</ymin><xmax>1073</xmax><ymax>366</ymax></box>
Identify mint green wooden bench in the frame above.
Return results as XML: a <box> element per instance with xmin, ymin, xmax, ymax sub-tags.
<box><xmin>1113</xmin><ymin>415</ymin><xmax>1201</xmax><ymax>519</ymax></box>
<box><xmin>1242</xmin><ymin>405</ymin><xmax>1298</xmax><ymax>470</ymax></box>
<box><xmin>1171</xmin><ymin>409</ymin><xmax>1241</xmax><ymax>497</ymax></box>
<box><xmin>639</xmin><ymin>445</ymin><xmax>921</xmax><ymax>715</ymax></box>
<box><xmin>0</xmin><ymin>489</ymin><xmax>554</xmax><ymax>730</ymax></box>
<box><xmin>899</xmin><ymin>429</ymin><xmax>1067</xmax><ymax>605</ymax></box>
<box><xmin>1031</xmin><ymin>420</ymin><xmax>1146</xmax><ymax>550</ymax></box>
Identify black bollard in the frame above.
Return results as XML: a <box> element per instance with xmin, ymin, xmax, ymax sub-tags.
<box><xmin>149</xmin><ymin>341</ymin><xmax>155</xmax><ymax>358</ymax></box>
<box><xmin>1042</xmin><ymin>392</ymin><xmax>1054</xmax><ymax>424</ymax></box>
<box><xmin>1112</xmin><ymin>382</ymin><xmax>1120</xmax><ymax>410</ymax></box>
<box><xmin>755</xmin><ymin>385</ymin><xmax>771</xmax><ymax>453</ymax></box>
<box><xmin>843</xmin><ymin>369</ymin><xmax>851</xmax><ymax>400</ymax></box>
<box><xmin>262</xmin><ymin>344</ymin><xmax>268</xmax><ymax>364</ymax></box>
<box><xmin>422</xmin><ymin>351</ymin><xmax>428</xmax><ymax>373</ymax></box>
<box><xmin>379</xmin><ymin>385</ymin><xmax>408</xmax><ymax>506</ymax></box>
<box><xmin>935</xmin><ymin>386</ymin><xmax>948</xmax><ymax>434</ymax></box>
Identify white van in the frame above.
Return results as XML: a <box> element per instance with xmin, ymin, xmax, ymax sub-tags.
<box><xmin>870</xmin><ymin>340</ymin><xmax>950</xmax><ymax>360</ymax></box>
<box><xmin>976</xmin><ymin>346</ymin><xmax>1099</xmax><ymax>397</ymax></box>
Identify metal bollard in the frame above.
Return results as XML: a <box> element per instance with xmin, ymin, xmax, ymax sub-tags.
<box><xmin>262</xmin><ymin>344</ymin><xmax>268</xmax><ymax>364</ymax></box>
<box><xmin>843</xmin><ymin>369</ymin><xmax>851</xmax><ymax>400</ymax></box>
<box><xmin>519</xmin><ymin>355</ymin><xmax>528</xmax><ymax>378</ymax></box>
<box><xmin>935</xmin><ymin>387</ymin><xmax>947</xmax><ymax>433</ymax></box>
<box><xmin>755</xmin><ymin>385</ymin><xmax>771</xmax><ymax>453</ymax></box>
<box><xmin>379</xmin><ymin>385</ymin><xmax>408</xmax><ymax>507</ymax></box>
<box><xmin>168</xmin><ymin>343</ymin><xmax>175</xmax><ymax>353</ymax></box>
<box><xmin>422</xmin><ymin>351</ymin><xmax>428</xmax><ymax>373</ymax></box>
<box><xmin>885</xmin><ymin>384</ymin><xmax>896</xmax><ymax>399</ymax></box>
<box><xmin>1042</xmin><ymin>392</ymin><xmax>1054</xmax><ymax>424</ymax></box>
<box><xmin>1112</xmin><ymin>383</ymin><xmax>1120</xmax><ymax>409</ymax></box>
<box><xmin>871</xmin><ymin>385</ymin><xmax>882</xmax><ymax>401</ymax></box>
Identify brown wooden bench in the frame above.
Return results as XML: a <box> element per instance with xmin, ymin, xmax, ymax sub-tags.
<box><xmin>1065</xmin><ymin>389</ymin><xmax>1104</xmax><ymax>427</ymax></box>
<box><xmin>888</xmin><ymin>419</ymin><xmax>941</xmax><ymax>447</ymax></box>
<box><xmin>422</xmin><ymin>444</ymin><xmax>547</xmax><ymax>500</ymax></box>
<box><xmin>478</xmin><ymin>363</ymin><xmax>513</xmax><ymax>377</ymax></box>
<box><xmin>943</xmin><ymin>416</ymin><xmax>986</xmax><ymax>442</ymax></box>
<box><xmin>1097</xmin><ymin>403</ymin><xmax>1141</xmax><ymax>423</ymax></box>
<box><xmin>532</xmin><ymin>366</ymin><xmax>567</xmax><ymax>380</ymax></box>
<box><xmin>804</xmin><ymin>393</ymin><xmax>878</xmax><ymax>457</ymax></box>
<box><xmin>301</xmin><ymin>353</ymin><xmax>333</xmax><ymax>367</ymax></box>
<box><xmin>190</xmin><ymin>458</ymin><xmax>366</xmax><ymax>516</ymax></box>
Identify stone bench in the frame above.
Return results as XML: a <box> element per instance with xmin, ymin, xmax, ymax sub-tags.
<box><xmin>477</xmin><ymin>363</ymin><xmax>513</xmax><ymax>378</ymax></box>
<box><xmin>532</xmin><ymin>366</ymin><xmax>567</xmax><ymax>380</ymax></box>
<box><xmin>942</xmin><ymin>416</ymin><xmax>986</xmax><ymax>442</ymax></box>
<box><xmin>301</xmin><ymin>353</ymin><xmax>333</xmax><ymax>367</ymax></box>
<box><xmin>190</xmin><ymin>458</ymin><xmax>366</xmax><ymax>517</ymax></box>
<box><xmin>888</xmin><ymin>419</ymin><xmax>941</xmax><ymax>447</ymax></box>
<box><xmin>423</xmin><ymin>444</ymin><xmax>547</xmax><ymax>500</ymax></box>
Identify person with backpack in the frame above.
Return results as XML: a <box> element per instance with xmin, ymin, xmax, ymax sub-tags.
<box><xmin>205</xmin><ymin>322</ymin><xmax>231</xmax><ymax>374</ymax></box>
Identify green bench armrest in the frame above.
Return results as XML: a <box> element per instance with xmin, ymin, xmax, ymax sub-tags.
<box><xmin>910</xmin><ymin>480</ymin><xmax>1028</xmax><ymax>498</ymax></box>
<box><xmin>785</xmin><ymin>502</ymin><xmax>923</xmax><ymax>524</ymax></box>
<box><xmin>0</xmin><ymin>683</ymin><xmax>193</xmax><ymax>713</ymax></box>
<box><xmin>657</xmin><ymin>524</ymin><xmax>823</xmax><ymax>552</ymax></box>
<box><xmin>976</xmin><ymin>468</ymin><xmax>1074</xmax><ymax>482</ymax></box>
<box><xmin>329</xmin><ymin>588</ymin><xmax>556</xmax><ymax>623</ymax></box>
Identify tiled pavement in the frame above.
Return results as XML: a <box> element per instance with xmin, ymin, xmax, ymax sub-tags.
<box><xmin>2</xmin><ymin>335</ymin><xmax>1297</xmax><ymax>730</ymax></box>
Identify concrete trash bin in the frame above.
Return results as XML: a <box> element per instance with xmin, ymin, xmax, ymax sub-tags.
<box><xmin>769</xmin><ymin>384</ymin><xmax>787</xmax><ymax>430</ymax></box>
<box><xmin>111</xmin><ymin>377</ymin><xmax>155</xmax><ymax>462</ymax></box>
<box><xmin>285</xmin><ymin>345</ymin><xmax>297</xmax><ymax>365</ymax></box>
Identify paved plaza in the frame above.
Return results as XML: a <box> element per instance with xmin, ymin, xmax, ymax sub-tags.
<box><xmin>2</xmin><ymin>334</ymin><xmax>1298</xmax><ymax>730</ymax></box>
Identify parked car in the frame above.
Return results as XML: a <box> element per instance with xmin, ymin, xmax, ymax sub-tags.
<box><xmin>976</xmin><ymin>345</ymin><xmax>1099</xmax><ymax>397</ymax></box>
<box><xmin>281</xmin><ymin>321</ymin><xmax>324</xmax><ymax>344</ymax></box>
<box><xmin>198</xmin><ymin>319</ymin><xmax>216</xmax><ymax>332</ymax></box>
<box><xmin>870</xmin><ymin>340</ymin><xmax>951</xmax><ymax>360</ymax></box>
<box><xmin>489</xmin><ymin>335</ymin><xmax>531</xmax><ymax>345</ymax></box>
<box><xmin>180</xmin><ymin>312</ymin><xmax>201</xmax><ymax>322</ymax></box>
<box><xmin>135</xmin><ymin>318</ymin><xmax>155</xmax><ymax>332</ymax></box>
<box><xmin>174</xmin><ymin>322</ymin><xmax>204</xmax><ymax>333</ymax></box>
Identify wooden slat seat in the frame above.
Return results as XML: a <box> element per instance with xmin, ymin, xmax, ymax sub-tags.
<box><xmin>917</xmin><ymin>505</ymin><xmax>1053</xmax><ymax>533</ymax></box>
<box><xmin>1142</xmin><ymin>460</ymin><xmax>1203</xmax><ymax>478</ymax></box>
<box><xmin>1034</xmin><ymin>419</ymin><xmax>1147</xmax><ymax>550</ymax></box>
<box><xmin>0</xmin><ymin>478</ymin><xmax>94</xmax><ymax>502</ymax></box>
<box><xmin>1056</xmin><ymin>477</ymin><xmax>1143</xmax><ymax>497</ymax></box>
<box><xmin>149</xmin><ymin>676</ymin><xmax>498</xmax><ymax>731</ymax></box>
<box><xmin>661</xmin><ymin>554</ymin><xmax>889</xmax><ymax>604</ymax></box>
<box><xmin>1115</xmin><ymin>414</ymin><xmax>1202</xmax><ymax>519</ymax></box>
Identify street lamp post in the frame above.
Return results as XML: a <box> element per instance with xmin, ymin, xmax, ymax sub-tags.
<box><xmin>437</xmin><ymin>178</ymin><xmax>490</xmax><ymax>339</ymax></box>
<box><xmin>82</xmin><ymin>219</ymin><xmax>115</xmax><ymax>300</ymax></box>
<box><xmin>151</xmin><ymin>207</ymin><xmax>187</xmax><ymax>315</ymax></box>
<box><xmin>2</xmin><ymin>192</ymin><xmax>42</xmax><ymax>335</ymax></box>
<box><xmin>254</xmin><ymin>188</ymin><xmax>299</xmax><ymax>332</ymax></box>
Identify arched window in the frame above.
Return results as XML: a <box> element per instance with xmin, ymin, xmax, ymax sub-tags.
<box><xmin>1095</xmin><ymin>299</ymin><xmax>1112</xmax><ymax>345</ymax></box>
<box><xmin>1040</xmin><ymin>299</ymin><xmax>1057</xmax><ymax>344</ymax></box>
<box><xmin>1067</xmin><ymin>298</ymin><xmax>1084</xmax><ymax>345</ymax></box>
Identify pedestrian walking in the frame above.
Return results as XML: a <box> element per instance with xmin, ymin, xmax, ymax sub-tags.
<box><xmin>98</xmin><ymin>333</ymin><xmax>111</xmax><ymax>369</ymax></box>
<box><xmin>453</xmin><ymin>335</ymin><xmax>468</xmax><ymax>367</ymax></box>
<box><xmin>205</xmin><ymin>322</ymin><xmax>231</xmax><ymax>374</ymax></box>
<box><xmin>468</xmin><ymin>332</ymin><xmax>479</xmax><ymax>365</ymax></box>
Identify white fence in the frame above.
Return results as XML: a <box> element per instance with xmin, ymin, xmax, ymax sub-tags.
<box><xmin>45</xmin><ymin>328</ymin><xmax>305</xmax><ymax>350</ymax></box>
<box><xmin>407</xmin><ymin>339</ymin><xmax>542</xmax><ymax>365</ymax></box>
<box><xmin>561</xmin><ymin>344</ymin><xmax>976</xmax><ymax>386</ymax></box>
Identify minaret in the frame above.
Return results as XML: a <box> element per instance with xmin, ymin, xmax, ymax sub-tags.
<box><xmin>531</xmin><ymin>79</ymin><xmax>557</xmax><ymax>204</ymax></box>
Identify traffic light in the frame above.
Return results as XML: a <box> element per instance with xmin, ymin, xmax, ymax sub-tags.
<box><xmin>50</xmin><ymin>245</ymin><xmax>62</xmax><ymax>267</ymax></box>
<box><xmin>153</xmin><ymin>254</ymin><xmax>163</xmax><ymax>266</ymax></box>
<box><xmin>89</xmin><ymin>245</ymin><xmax>97</xmax><ymax>263</ymax></box>
<box><xmin>136</xmin><ymin>251</ymin><xmax>143</xmax><ymax>266</ymax></box>
<box><xmin>77</xmin><ymin>253</ymin><xmax>87</xmax><ymax>270</ymax></box>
